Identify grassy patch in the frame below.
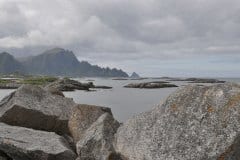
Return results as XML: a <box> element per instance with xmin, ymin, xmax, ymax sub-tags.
<box><xmin>22</xmin><ymin>77</ymin><xmax>58</xmax><ymax>85</ymax></box>
<box><xmin>0</xmin><ymin>79</ymin><xmax>11</xmax><ymax>84</ymax></box>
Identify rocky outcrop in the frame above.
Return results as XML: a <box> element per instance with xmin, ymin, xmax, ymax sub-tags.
<box><xmin>46</xmin><ymin>78</ymin><xmax>113</xmax><ymax>91</ymax></box>
<box><xmin>124</xmin><ymin>81</ymin><xmax>178</xmax><ymax>89</ymax></box>
<box><xmin>168</xmin><ymin>77</ymin><xmax>225</xmax><ymax>83</ymax></box>
<box><xmin>116</xmin><ymin>83</ymin><xmax>240</xmax><ymax>160</ymax></box>
<box><xmin>186</xmin><ymin>78</ymin><xmax>225</xmax><ymax>83</ymax></box>
<box><xmin>0</xmin><ymin>123</ymin><xmax>76</xmax><ymax>160</ymax></box>
<box><xmin>68</xmin><ymin>104</ymin><xmax>112</xmax><ymax>142</ymax></box>
<box><xmin>45</xmin><ymin>78</ymin><xmax>94</xmax><ymax>91</ymax></box>
<box><xmin>93</xmin><ymin>85</ymin><xmax>113</xmax><ymax>89</ymax></box>
<box><xmin>0</xmin><ymin>84</ymin><xmax>76</xmax><ymax>135</ymax></box>
<box><xmin>76</xmin><ymin>113</ymin><xmax>120</xmax><ymax>160</ymax></box>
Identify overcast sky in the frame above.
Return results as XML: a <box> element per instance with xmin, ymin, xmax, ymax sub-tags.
<box><xmin>0</xmin><ymin>0</ymin><xmax>240</xmax><ymax>77</ymax></box>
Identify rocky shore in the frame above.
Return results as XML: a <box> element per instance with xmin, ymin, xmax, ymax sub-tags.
<box><xmin>0</xmin><ymin>77</ymin><xmax>58</xmax><ymax>89</ymax></box>
<box><xmin>0</xmin><ymin>77</ymin><xmax>113</xmax><ymax>91</ymax></box>
<box><xmin>124</xmin><ymin>81</ymin><xmax>178</xmax><ymax>89</ymax></box>
<box><xmin>0</xmin><ymin>83</ymin><xmax>240</xmax><ymax>159</ymax></box>
<box><xmin>168</xmin><ymin>77</ymin><xmax>226</xmax><ymax>83</ymax></box>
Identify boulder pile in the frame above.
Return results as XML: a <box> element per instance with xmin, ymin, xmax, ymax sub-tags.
<box><xmin>0</xmin><ymin>85</ymin><xmax>120</xmax><ymax>160</ymax></box>
<box><xmin>1</xmin><ymin>83</ymin><xmax>240</xmax><ymax>160</ymax></box>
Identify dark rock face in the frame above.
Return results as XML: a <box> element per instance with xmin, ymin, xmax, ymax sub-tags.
<box><xmin>124</xmin><ymin>81</ymin><xmax>177</xmax><ymax>89</ymax></box>
<box><xmin>0</xmin><ymin>84</ymin><xmax>76</xmax><ymax>135</ymax></box>
<box><xmin>116</xmin><ymin>83</ymin><xmax>240</xmax><ymax>160</ymax></box>
<box><xmin>76</xmin><ymin>113</ymin><xmax>120</xmax><ymax>160</ymax></box>
<box><xmin>68</xmin><ymin>104</ymin><xmax>112</xmax><ymax>142</ymax></box>
<box><xmin>0</xmin><ymin>123</ymin><xmax>76</xmax><ymax>160</ymax></box>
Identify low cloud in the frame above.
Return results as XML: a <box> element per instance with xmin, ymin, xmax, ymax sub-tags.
<box><xmin>0</xmin><ymin>0</ymin><xmax>240</xmax><ymax>76</ymax></box>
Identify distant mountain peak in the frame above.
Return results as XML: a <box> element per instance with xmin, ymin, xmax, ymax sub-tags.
<box><xmin>130</xmin><ymin>72</ymin><xmax>140</xmax><ymax>78</ymax></box>
<box><xmin>0</xmin><ymin>52</ymin><xmax>12</xmax><ymax>56</ymax></box>
<box><xmin>13</xmin><ymin>48</ymin><xmax>129</xmax><ymax>77</ymax></box>
<box><xmin>0</xmin><ymin>52</ymin><xmax>17</xmax><ymax>61</ymax></box>
<box><xmin>0</xmin><ymin>48</ymin><xmax>128</xmax><ymax>77</ymax></box>
<box><xmin>43</xmin><ymin>48</ymin><xmax>68</xmax><ymax>55</ymax></box>
<box><xmin>0</xmin><ymin>52</ymin><xmax>24</xmax><ymax>74</ymax></box>
<box><xmin>37</xmin><ymin>48</ymin><xmax>77</xmax><ymax>62</ymax></box>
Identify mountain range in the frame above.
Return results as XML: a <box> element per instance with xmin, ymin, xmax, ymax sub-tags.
<box><xmin>0</xmin><ymin>48</ymin><xmax>128</xmax><ymax>77</ymax></box>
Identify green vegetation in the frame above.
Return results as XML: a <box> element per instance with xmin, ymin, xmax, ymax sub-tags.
<box><xmin>22</xmin><ymin>77</ymin><xmax>58</xmax><ymax>85</ymax></box>
<box><xmin>0</xmin><ymin>79</ymin><xmax>11</xmax><ymax>84</ymax></box>
<box><xmin>0</xmin><ymin>76</ymin><xmax>58</xmax><ymax>86</ymax></box>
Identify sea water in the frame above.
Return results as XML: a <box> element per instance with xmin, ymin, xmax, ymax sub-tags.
<box><xmin>0</xmin><ymin>78</ymin><xmax>239</xmax><ymax>122</ymax></box>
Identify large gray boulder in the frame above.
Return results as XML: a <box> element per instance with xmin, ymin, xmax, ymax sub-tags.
<box><xmin>116</xmin><ymin>83</ymin><xmax>240</xmax><ymax>160</ymax></box>
<box><xmin>68</xmin><ymin>104</ymin><xmax>112</xmax><ymax>142</ymax></box>
<box><xmin>0</xmin><ymin>123</ymin><xmax>76</xmax><ymax>160</ymax></box>
<box><xmin>76</xmin><ymin>113</ymin><xmax>120</xmax><ymax>160</ymax></box>
<box><xmin>0</xmin><ymin>84</ymin><xmax>76</xmax><ymax>135</ymax></box>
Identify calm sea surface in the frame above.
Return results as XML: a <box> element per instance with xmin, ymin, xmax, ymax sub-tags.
<box><xmin>0</xmin><ymin>78</ymin><xmax>240</xmax><ymax>122</ymax></box>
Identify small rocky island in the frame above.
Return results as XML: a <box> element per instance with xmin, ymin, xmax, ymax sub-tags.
<box><xmin>45</xmin><ymin>78</ymin><xmax>112</xmax><ymax>91</ymax></box>
<box><xmin>124</xmin><ymin>81</ymin><xmax>178</xmax><ymax>89</ymax></box>
<box><xmin>0</xmin><ymin>82</ymin><xmax>240</xmax><ymax>159</ymax></box>
<box><xmin>168</xmin><ymin>77</ymin><xmax>226</xmax><ymax>83</ymax></box>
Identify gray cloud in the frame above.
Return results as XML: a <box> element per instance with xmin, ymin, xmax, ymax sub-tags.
<box><xmin>0</xmin><ymin>0</ymin><xmax>240</xmax><ymax>76</ymax></box>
